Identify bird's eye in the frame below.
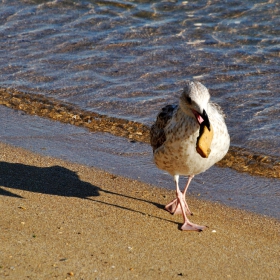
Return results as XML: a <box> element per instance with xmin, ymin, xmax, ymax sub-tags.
<box><xmin>186</xmin><ymin>96</ymin><xmax>192</xmax><ymax>104</ymax></box>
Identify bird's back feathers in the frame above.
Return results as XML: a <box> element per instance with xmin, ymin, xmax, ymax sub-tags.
<box><xmin>150</xmin><ymin>104</ymin><xmax>178</xmax><ymax>152</ymax></box>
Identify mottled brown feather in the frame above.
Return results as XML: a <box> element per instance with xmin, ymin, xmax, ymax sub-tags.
<box><xmin>150</xmin><ymin>104</ymin><xmax>178</xmax><ymax>152</ymax></box>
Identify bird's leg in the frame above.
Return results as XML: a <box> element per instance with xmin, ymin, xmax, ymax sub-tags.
<box><xmin>166</xmin><ymin>175</ymin><xmax>206</xmax><ymax>231</ymax></box>
<box><xmin>181</xmin><ymin>175</ymin><xmax>194</xmax><ymax>215</ymax></box>
<box><xmin>164</xmin><ymin>198</ymin><xmax>182</xmax><ymax>215</ymax></box>
<box><xmin>165</xmin><ymin>175</ymin><xmax>186</xmax><ymax>215</ymax></box>
<box><xmin>165</xmin><ymin>175</ymin><xmax>193</xmax><ymax>215</ymax></box>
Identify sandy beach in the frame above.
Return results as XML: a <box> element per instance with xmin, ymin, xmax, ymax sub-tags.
<box><xmin>0</xmin><ymin>141</ymin><xmax>279</xmax><ymax>280</ymax></box>
<box><xmin>1</xmin><ymin>2</ymin><xmax>280</xmax><ymax>279</ymax></box>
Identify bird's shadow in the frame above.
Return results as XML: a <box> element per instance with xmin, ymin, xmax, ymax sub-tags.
<box><xmin>0</xmin><ymin>161</ymin><xmax>176</xmax><ymax>224</ymax></box>
<box><xmin>0</xmin><ymin>161</ymin><xmax>99</xmax><ymax>199</ymax></box>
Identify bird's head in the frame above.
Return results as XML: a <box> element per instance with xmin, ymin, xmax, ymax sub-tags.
<box><xmin>179</xmin><ymin>81</ymin><xmax>211</xmax><ymax>130</ymax></box>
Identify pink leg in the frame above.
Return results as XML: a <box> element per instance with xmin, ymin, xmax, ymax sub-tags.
<box><xmin>166</xmin><ymin>175</ymin><xmax>206</xmax><ymax>231</ymax></box>
<box><xmin>182</xmin><ymin>175</ymin><xmax>194</xmax><ymax>215</ymax></box>
<box><xmin>165</xmin><ymin>175</ymin><xmax>194</xmax><ymax>216</ymax></box>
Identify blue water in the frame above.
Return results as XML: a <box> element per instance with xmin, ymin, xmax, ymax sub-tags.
<box><xmin>0</xmin><ymin>1</ymin><xmax>280</xmax><ymax>153</ymax></box>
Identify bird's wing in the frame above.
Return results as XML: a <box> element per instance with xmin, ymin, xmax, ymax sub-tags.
<box><xmin>150</xmin><ymin>104</ymin><xmax>178</xmax><ymax>152</ymax></box>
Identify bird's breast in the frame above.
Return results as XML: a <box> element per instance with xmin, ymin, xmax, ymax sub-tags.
<box><xmin>153</xmin><ymin>118</ymin><xmax>229</xmax><ymax>176</ymax></box>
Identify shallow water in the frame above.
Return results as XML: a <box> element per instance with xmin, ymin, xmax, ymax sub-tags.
<box><xmin>0</xmin><ymin>0</ymin><xmax>279</xmax><ymax>158</ymax></box>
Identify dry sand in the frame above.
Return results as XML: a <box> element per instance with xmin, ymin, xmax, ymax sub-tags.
<box><xmin>0</xmin><ymin>142</ymin><xmax>279</xmax><ymax>280</ymax></box>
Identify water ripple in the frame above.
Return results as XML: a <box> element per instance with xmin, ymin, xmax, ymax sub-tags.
<box><xmin>0</xmin><ymin>0</ymin><xmax>279</xmax><ymax>158</ymax></box>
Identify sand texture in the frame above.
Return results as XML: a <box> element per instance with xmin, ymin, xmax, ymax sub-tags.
<box><xmin>0</xmin><ymin>142</ymin><xmax>279</xmax><ymax>280</ymax></box>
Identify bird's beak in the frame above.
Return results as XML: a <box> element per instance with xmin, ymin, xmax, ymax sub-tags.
<box><xmin>191</xmin><ymin>109</ymin><xmax>211</xmax><ymax>131</ymax></box>
<box><xmin>195</xmin><ymin>109</ymin><xmax>213</xmax><ymax>158</ymax></box>
<box><xmin>201</xmin><ymin>109</ymin><xmax>210</xmax><ymax>131</ymax></box>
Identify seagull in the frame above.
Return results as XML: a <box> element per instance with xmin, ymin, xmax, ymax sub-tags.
<box><xmin>150</xmin><ymin>81</ymin><xmax>230</xmax><ymax>231</ymax></box>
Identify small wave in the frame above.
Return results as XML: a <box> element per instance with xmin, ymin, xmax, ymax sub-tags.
<box><xmin>0</xmin><ymin>88</ymin><xmax>279</xmax><ymax>179</ymax></box>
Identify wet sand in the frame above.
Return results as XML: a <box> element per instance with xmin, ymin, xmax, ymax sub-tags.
<box><xmin>0</xmin><ymin>142</ymin><xmax>279</xmax><ymax>280</ymax></box>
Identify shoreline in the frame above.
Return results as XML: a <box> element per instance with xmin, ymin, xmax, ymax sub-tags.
<box><xmin>1</xmin><ymin>141</ymin><xmax>279</xmax><ymax>279</ymax></box>
<box><xmin>1</xmin><ymin>89</ymin><xmax>279</xmax><ymax>179</ymax></box>
<box><xmin>0</xmin><ymin>105</ymin><xmax>279</xmax><ymax>220</ymax></box>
